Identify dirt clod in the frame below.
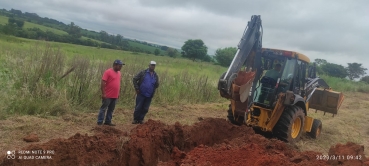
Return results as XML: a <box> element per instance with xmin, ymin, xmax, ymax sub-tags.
<box><xmin>1</xmin><ymin>118</ymin><xmax>368</xmax><ymax>166</ymax></box>
<box><xmin>23</xmin><ymin>133</ymin><xmax>40</xmax><ymax>142</ymax></box>
<box><xmin>327</xmin><ymin>142</ymin><xmax>367</xmax><ymax>166</ymax></box>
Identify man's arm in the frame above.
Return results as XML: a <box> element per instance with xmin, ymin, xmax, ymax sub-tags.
<box><xmin>119</xmin><ymin>76</ymin><xmax>122</xmax><ymax>99</ymax></box>
<box><xmin>155</xmin><ymin>73</ymin><xmax>159</xmax><ymax>89</ymax></box>
<box><xmin>132</xmin><ymin>71</ymin><xmax>143</xmax><ymax>94</ymax></box>
<box><xmin>101</xmin><ymin>80</ymin><xmax>106</xmax><ymax>99</ymax></box>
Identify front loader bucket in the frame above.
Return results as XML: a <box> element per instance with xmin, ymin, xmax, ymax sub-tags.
<box><xmin>309</xmin><ymin>88</ymin><xmax>344</xmax><ymax>115</ymax></box>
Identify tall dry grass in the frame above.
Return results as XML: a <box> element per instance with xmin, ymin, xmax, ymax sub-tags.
<box><xmin>318</xmin><ymin>74</ymin><xmax>369</xmax><ymax>93</ymax></box>
<box><xmin>1</xmin><ymin>43</ymin><xmax>222</xmax><ymax>117</ymax></box>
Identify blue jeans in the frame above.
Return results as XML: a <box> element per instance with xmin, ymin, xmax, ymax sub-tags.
<box><xmin>134</xmin><ymin>94</ymin><xmax>152</xmax><ymax>121</ymax></box>
<box><xmin>97</xmin><ymin>98</ymin><xmax>117</xmax><ymax>124</ymax></box>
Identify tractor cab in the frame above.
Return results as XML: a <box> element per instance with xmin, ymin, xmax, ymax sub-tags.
<box><xmin>252</xmin><ymin>49</ymin><xmax>307</xmax><ymax>109</ymax></box>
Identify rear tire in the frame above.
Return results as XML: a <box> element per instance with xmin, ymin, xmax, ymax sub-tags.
<box><xmin>308</xmin><ymin>119</ymin><xmax>322</xmax><ymax>139</ymax></box>
<box><xmin>273</xmin><ymin>105</ymin><xmax>305</xmax><ymax>142</ymax></box>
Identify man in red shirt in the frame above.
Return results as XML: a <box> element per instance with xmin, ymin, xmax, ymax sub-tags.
<box><xmin>97</xmin><ymin>60</ymin><xmax>124</xmax><ymax>126</ymax></box>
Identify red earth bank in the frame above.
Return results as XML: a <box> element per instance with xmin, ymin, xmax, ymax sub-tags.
<box><xmin>1</xmin><ymin>118</ymin><xmax>367</xmax><ymax>166</ymax></box>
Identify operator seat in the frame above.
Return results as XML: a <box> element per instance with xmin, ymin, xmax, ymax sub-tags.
<box><xmin>258</xmin><ymin>76</ymin><xmax>277</xmax><ymax>104</ymax></box>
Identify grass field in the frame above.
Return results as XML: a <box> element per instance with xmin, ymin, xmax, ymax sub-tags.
<box><xmin>0</xmin><ymin>34</ymin><xmax>226</xmax><ymax>118</ymax></box>
<box><xmin>296</xmin><ymin>92</ymin><xmax>369</xmax><ymax>156</ymax></box>
<box><xmin>0</xmin><ymin>34</ymin><xmax>223</xmax><ymax>80</ymax></box>
<box><xmin>23</xmin><ymin>21</ymin><xmax>68</xmax><ymax>35</ymax></box>
<box><xmin>319</xmin><ymin>74</ymin><xmax>369</xmax><ymax>93</ymax></box>
<box><xmin>0</xmin><ymin>15</ymin><xmax>68</xmax><ymax>35</ymax></box>
<box><xmin>128</xmin><ymin>40</ymin><xmax>161</xmax><ymax>53</ymax></box>
<box><xmin>0</xmin><ymin>15</ymin><xmax>163</xmax><ymax>53</ymax></box>
<box><xmin>0</xmin><ymin>15</ymin><xmax>8</xmax><ymax>25</ymax></box>
<box><xmin>1</xmin><ymin>34</ymin><xmax>369</xmax><ymax>114</ymax></box>
<box><xmin>0</xmin><ymin>15</ymin><xmax>113</xmax><ymax>45</ymax></box>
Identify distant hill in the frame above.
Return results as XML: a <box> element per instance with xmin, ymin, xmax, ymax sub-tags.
<box><xmin>0</xmin><ymin>8</ymin><xmax>176</xmax><ymax>55</ymax></box>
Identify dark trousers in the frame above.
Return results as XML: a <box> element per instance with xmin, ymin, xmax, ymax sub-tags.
<box><xmin>134</xmin><ymin>93</ymin><xmax>152</xmax><ymax>121</ymax></box>
<box><xmin>97</xmin><ymin>98</ymin><xmax>117</xmax><ymax>123</ymax></box>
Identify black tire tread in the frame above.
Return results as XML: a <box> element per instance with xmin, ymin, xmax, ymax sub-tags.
<box><xmin>308</xmin><ymin>119</ymin><xmax>322</xmax><ymax>139</ymax></box>
<box><xmin>273</xmin><ymin>105</ymin><xmax>305</xmax><ymax>142</ymax></box>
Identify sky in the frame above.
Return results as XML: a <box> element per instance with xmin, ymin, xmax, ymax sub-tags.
<box><xmin>1</xmin><ymin>0</ymin><xmax>369</xmax><ymax>72</ymax></box>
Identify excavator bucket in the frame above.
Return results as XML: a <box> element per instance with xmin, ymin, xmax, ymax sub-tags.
<box><xmin>232</xmin><ymin>70</ymin><xmax>256</xmax><ymax>103</ymax></box>
<box><xmin>309</xmin><ymin>88</ymin><xmax>344</xmax><ymax>115</ymax></box>
<box><xmin>230</xmin><ymin>70</ymin><xmax>256</xmax><ymax>119</ymax></box>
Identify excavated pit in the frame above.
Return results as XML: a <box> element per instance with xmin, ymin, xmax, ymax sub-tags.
<box><xmin>1</xmin><ymin>118</ymin><xmax>368</xmax><ymax>166</ymax></box>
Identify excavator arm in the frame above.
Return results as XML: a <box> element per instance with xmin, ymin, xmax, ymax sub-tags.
<box><xmin>218</xmin><ymin>15</ymin><xmax>263</xmax><ymax>99</ymax></box>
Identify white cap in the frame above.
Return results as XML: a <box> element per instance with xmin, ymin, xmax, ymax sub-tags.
<box><xmin>150</xmin><ymin>61</ymin><xmax>156</xmax><ymax>65</ymax></box>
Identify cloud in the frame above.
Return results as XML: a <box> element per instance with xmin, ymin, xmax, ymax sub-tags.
<box><xmin>1</xmin><ymin>0</ymin><xmax>368</xmax><ymax>70</ymax></box>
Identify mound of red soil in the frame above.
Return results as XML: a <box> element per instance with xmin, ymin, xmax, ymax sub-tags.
<box><xmin>1</xmin><ymin>118</ymin><xmax>368</xmax><ymax>166</ymax></box>
<box><xmin>2</xmin><ymin>132</ymin><xmax>121</xmax><ymax>166</ymax></box>
<box><xmin>327</xmin><ymin>142</ymin><xmax>368</xmax><ymax>166</ymax></box>
<box><xmin>159</xmin><ymin>133</ymin><xmax>327</xmax><ymax>166</ymax></box>
<box><xmin>122</xmin><ymin>118</ymin><xmax>255</xmax><ymax>165</ymax></box>
<box><xmin>23</xmin><ymin>133</ymin><xmax>40</xmax><ymax>142</ymax></box>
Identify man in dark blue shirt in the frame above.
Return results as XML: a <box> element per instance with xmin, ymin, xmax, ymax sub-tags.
<box><xmin>132</xmin><ymin>61</ymin><xmax>159</xmax><ymax>124</ymax></box>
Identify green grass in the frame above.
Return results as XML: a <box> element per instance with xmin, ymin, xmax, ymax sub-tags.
<box><xmin>319</xmin><ymin>75</ymin><xmax>369</xmax><ymax>93</ymax></box>
<box><xmin>0</xmin><ymin>15</ymin><xmax>8</xmax><ymax>25</ymax></box>
<box><xmin>0</xmin><ymin>35</ymin><xmax>227</xmax><ymax>117</ymax></box>
<box><xmin>81</xmin><ymin>36</ymin><xmax>106</xmax><ymax>44</ymax></box>
<box><xmin>0</xmin><ymin>15</ymin><xmax>165</xmax><ymax>53</ymax></box>
<box><xmin>0</xmin><ymin>15</ymin><xmax>68</xmax><ymax>35</ymax></box>
<box><xmin>0</xmin><ymin>34</ymin><xmax>224</xmax><ymax>81</ymax></box>
<box><xmin>1</xmin><ymin>34</ymin><xmax>368</xmax><ymax>118</ymax></box>
<box><xmin>128</xmin><ymin>40</ymin><xmax>161</xmax><ymax>53</ymax></box>
<box><xmin>23</xmin><ymin>21</ymin><xmax>68</xmax><ymax>35</ymax></box>
<box><xmin>0</xmin><ymin>15</ymin><xmax>106</xmax><ymax>44</ymax></box>
<box><xmin>296</xmin><ymin>92</ymin><xmax>369</xmax><ymax>156</ymax></box>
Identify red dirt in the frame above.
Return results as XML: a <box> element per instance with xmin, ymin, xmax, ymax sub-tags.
<box><xmin>23</xmin><ymin>133</ymin><xmax>40</xmax><ymax>143</ymax></box>
<box><xmin>1</xmin><ymin>118</ymin><xmax>368</xmax><ymax>166</ymax></box>
<box><xmin>327</xmin><ymin>142</ymin><xmax>368</xmax><ymax>166</ymax></box>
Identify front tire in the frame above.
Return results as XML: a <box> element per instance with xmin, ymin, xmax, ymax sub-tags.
<box><xmin>273</xmin><ymin>105</ymin><xmax>305</xmax><ymax>142</ymax></box>
<box><xmin>308</xmin><ymin>119</ymin><xmax>322</xmax><ymax>139</ymax></box>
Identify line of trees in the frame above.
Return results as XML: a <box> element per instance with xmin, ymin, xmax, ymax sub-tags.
<box><xmin>314</xmin><ymin>59</ymin><xmax>368</xmax><ymax>83</ymax></box>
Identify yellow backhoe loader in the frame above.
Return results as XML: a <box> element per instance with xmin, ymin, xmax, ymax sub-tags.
<box><xmin>218</xmin><ymin>15</ymin><xmax>344</xmax><ymax>142</ymax></box>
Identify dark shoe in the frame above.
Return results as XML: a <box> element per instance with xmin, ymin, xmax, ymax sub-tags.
<box><xmin>103</xmin><ymin>123</ymin><xmax>116</xmax><ymax>126</ymax></box>
<box><xmin>97</xmin><ymin>122</ymin><xmax>103</xmax><ymax>125</ymax></box>
<box><xmin>132</xmin><ymin>120</ymin><xmax>139</xmax><ymax>124</ymax></box>
<box><xmin>138</xmin><ymin>120</ymin><xmax>144</xmax><ymax>124</ymax></box>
